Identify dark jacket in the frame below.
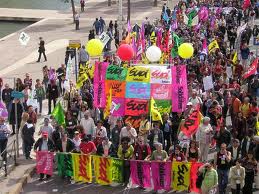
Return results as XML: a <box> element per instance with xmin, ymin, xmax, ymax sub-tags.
<box><xmin>96</xmin><ymin>143</ymin><xmax>116</xmax><ymax>157</ymax></box>
<box><xmin>214</xmin><ymin>129</ymin><xmax>231</xmax><ymax>148</ymax></box>
<box><xmin>22</xmin><ymin>123</ymin><xmax>35</xmax><ymax>146</ymax></box>
<box><xmin>9</xmin><ymin>102</ymin><xmax>24</xmax><ymax>125</ymax></box>
<box><xmin>241</xmin><ymin>137</ymin><xmax>256</xmax><ymax>157</ymax></box>
<box><xmin>52</xmin><ymin>130</ymin><xmax>62</xmax><ymax>146</ymax></box>
<box><xmin>47</xmin><ymin>84</ymin><xmax>59</xmax><ymax>99</ymax></box>
<box><xmin>34</xmin><ymin>137</ymin><xmax>55</xmax><ymax>152</ymax></box>
<box><xmin>148</xmin><ymin>129</ymin><xmax>164</xmax><ymax>151</ymax></box>
<box><xmin>111</xmin><ymin>125</ymin><xmax>121</xmax><ymax>148</ymax></box>
<box><xmin>2</xmin><ymin>88</ymin><xmax>13</xmax><ymax>104</ymax></box>
<box><xmin>55</xmin><ymin>138</ymin><xmax>75</xmax><ymax>152</ymax></box>
<box><xmin>227</xmin><ymin>146</ymin><xmax>241</xmax><ymax>166</ymax></box>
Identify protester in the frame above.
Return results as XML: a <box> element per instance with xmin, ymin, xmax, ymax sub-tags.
<box><xmin>80</xmin><ymin>111</ymin><xmax>95</xmax><ymax>139</ymax></box>
<box><xmin>9</xmin><ymin>99</ymin><xmax>23</xmax><ymax>135</ymax></box>
<box><xmin>39</xmin><ymin>118</ymin><xmax>54</xmax><ymax>139</ymax></box>
<box><xmin>229</xmin><ymin>159</ymin><xmax>246</xmax><ymax>194</ymax></box>
<box><xmin>169</xmin><ymin>144</ymin><xmax>186</xmax><ymax>162</ymax></box>
<box><xmin>138</xmin><ymin>114</ymin><xmax>150</xmax><ymax>143</ymax></box>
<box><xmin>150</xmin><ymin>142</ymin><xmax>168</xmax><ymax>161</ymax></box>
<box><xmin>119</xmin><ymin>122</ymin><xmax>137</xmax><ymax>145</ymax></box>
<box><xmin>133</xmin><ymin>136</ymin><xmax>151</xmax><ymax>160</ymax></box>
<box><xmin>78</xmin><ymin>46</ymin><xmax>89</xmax><ymax>66</ymax></box>
<box><xmin>148</xmin><ymin>121</ymin><xmax>164</xmax><ymax>151</ymax></box>
<box><xmin>35</xmin><ymin>79</ymin><xmax>45</xmax><ymax>115</ymax></box>
<box><xmin>96</xmin><ymin>136</ymin><xmax>116</xmax><ymax>157</ymax></box>
<box><xmin>199</xmin><ymin>162</ymin><xmax>218</xmax><ymax>194</ymax></box>
<box><xmin>22</xmin><ymin>119</ymin><xmax>35</xmax><ymax>159</ymax></box>
<box><xmin>37</xmin><ymin>37</ymin><xmax>47</xmax><ymax>62</ymax></box>
<box><xmin>186</xmin><ymin>140</ymin><xmax>200</xmax><ymax>162</ymax></box>
<box><xmin>228</xmin><ymin>139</ymin><xmax>242</xmax><ymax>166</ymax></box>
<box><xmin>80</xmin><ymin>136</ymin><xmax>97</xmax><ymax>154</ymax></box>
<box><xmin>56</xmin><ymin>132</ymin><xmax>75</xmax><ymax>152</ymax></box>
<box><xmin>0</xmin><ymin>116</ymin><xmax>11</xmax><ymax>161</ymax></box>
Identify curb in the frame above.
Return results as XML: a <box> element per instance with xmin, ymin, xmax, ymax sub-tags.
<box><xmin>8</xmin><ymin>166</ymin><xmax>36</xmax><ymax>194</ymax></box>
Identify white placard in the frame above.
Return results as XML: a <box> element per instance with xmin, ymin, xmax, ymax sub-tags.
<box><xmin>19</xmin><ymin>32</ymin><xmax>30</xmax><ymax>46</ymax></box>
<box><xmin>99</xmin><ymin>32</ymin><xmax>110</xmax><ymax>46</ymax></box>
<box><xmin>203</xmin><ymin>75</ymin><xmax>214</xmax><ymax>91</ymax></box>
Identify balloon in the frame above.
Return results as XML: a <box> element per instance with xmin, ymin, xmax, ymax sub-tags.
<box><xmin>86</xmin><ymin>39</ymin><xmax>104</xmax><ymax>57</ymax></box>
<box><xmin>117</xmin><ymin>44</ymin><xmax>134</xmax><ymax>61</ymax></box>
<box><xmin>146</xmin><ymin>45</ymin><xmax>162</xmax><ymax>62</ymax></box>
<box><xmin>178</xmin><ymin>43</ymin><xmax>194</xmax><ymax>59</ymax></box>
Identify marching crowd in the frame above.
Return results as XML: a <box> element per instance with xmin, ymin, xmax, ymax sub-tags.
<box><xmin>0</xmin><ymin>0</ymin><xmax>259</xmax><ymax>194</ymax></box>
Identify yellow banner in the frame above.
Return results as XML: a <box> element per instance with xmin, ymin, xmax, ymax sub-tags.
<box><xmin>93</xmin><ymin>155</ymin><xmax>112</xmax><ymax>185</ymax></box>
<box><xmin>172</xmin><ymin>162</ymin><xmax>191</xmax><ymax>191</ymax></box>
<box><xmin>72</xmin><ymin>153</ymin><xmax>92</xmax><ymax>183</ymax></box>
<box><xmin>126</xmin><ymin>66</ymin><xmax>150</xmax><ymax>82</ymax></box>
<box><xmin>208</xmin><ymin>40</ymin><xmax>219</xmax><ymax>53</ymax></box>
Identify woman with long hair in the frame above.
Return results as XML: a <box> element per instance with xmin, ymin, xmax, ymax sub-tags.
<box><xmin>186</xmin><ymin>140</ymin><xmax>200</xmax><ymax>162</ymax></box>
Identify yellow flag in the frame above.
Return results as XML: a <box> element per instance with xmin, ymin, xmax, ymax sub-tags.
<box><xmin>150</xmin><ymin>31</ymin><xmax>156</xmax><ymax>45</ymax></box>
<box><xmin>71</xmin><ymin>153</ymin><xmax>92</xmax><ymax>183</ymax></box>
<box><xmin>208</xmin><ymin>39</ymin><xmax>219</xmax><ymax>53</ymax></box>
<box><xmin>93</xmin><ymin>155</ymin><xmax>112</xmax><ymax>185</ymax></box>
<box><xmin>172</xmin><ymin>162</ymin><xmax>191</xmax><ymax>191</ymax></box>
<box><xmin>232</xmin><ymin>51</ymin><xmax>238</xmax><ymax>65</ymax></box>
<box><xmin>104</xmin><ymin>88</ymin><xmax>112</xmax><ymax>119</ymax></box>
<box><xmin>151</xmin><ymin>97</ymin><xmax>163</xmax><ymax>123</ymax></box>
<box><xmin>125</xmin><ymin>33</ymin><xmax>131</xmax><ymax>44</ymax></box>
<box><xmin>198</xmin><ymin>111</ymin><xmax>203</xmax><ymax>124</ymax></box>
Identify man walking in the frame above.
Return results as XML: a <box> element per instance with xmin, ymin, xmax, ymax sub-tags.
<box><xmin>37</xmin><ymin>37</ymin><xmax>47</xmax><ymax>62</ymax></box>
<box><xmin>78</xmin><ymin>45</ymin><xmax>89</xmax><ymax>66</ymax></box>
<box><xmin>99</xmin><ymin>17</ymin><xmax>106</xmax><ymax>33</ymax></box>
<box><xmin>75</xmin><ymin>12</ymin><xmax>80</xmax><ymax>30</ymax></box>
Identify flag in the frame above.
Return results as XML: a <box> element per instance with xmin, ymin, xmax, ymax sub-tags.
<box><xmin>72</xmin><ymin>153</ymin><xmax>92</xmax><ymax>183</ymax></box>
<box><xmin>150</xmin><ymin>97</ymin><xmax>163</xmax><ymax>123</ymax></box>
<box><xmin>171</xmin><ymin>33</ymin><xmax>181</xmax><ymax>58</ymax></box>
<box><xmin>187</xmin><ymin>9</ymin><xmax>198</xmax><ymax>26</ymax></box>
<box><xmin>232</xmin><ymin>51</ymin><xmax>238</xmax><ymax>64</ymax></box>
<box><xmin>243</xmin><ymin>0</ymin><xmax>251</xmax><ymax>10</ymax></box>
<box><xmin>93</xmin><ymin>156</ymin><xmax>112</xmax><ymax>185</ymax></box>
<box><xmin>163</xmin><ymin>11</ymin><xmax>169</xmax><ymax>23</ymax></box>
<box><xmin>191</xmin><ymin>15</ymin><xmax>199</xmax><ymax>26</ymax></box>
<box><xmin>243</xmin><ymin>58</ymin><xmax>258</xmax><ymax>79</ymax></box>
<box><xmin>127</xmin><ymin>20</ymin><xmax>131</xmax><ymax>33</ymax></box>
<box><xmin>51</xmin><ymin>102</ymin><xmax>65</xmax><ymax>126</ymax></box>
<box><xmin>57</xmin><ymin>153</ymin><xmax>73</xmax><ymax>177</ymax></box>
<box><xmin>150</xmin><ymin>31</ymin><xmax>156</xmax><ymax>45</ymax></box>
<box><xmin>201</xmin><ymin>38</ymin><xmax>208</xmax><ymax>55</ymax></box>
<box><xmin>208</xmin><ymin>39</ymin><xmax>219</xmax><ymax>53</ymax></box>
<box><xmin>172</xmin><ymin>162</ymin><xmax>191</xmax><ymax>191</ymax></box>
<box><xmin>104</xmin><ymin>88</ymin><xmax>112</xmax><ymax>119</ymax></box>
<box><xmin>171</xmin><ymin>20</ymin><xmax>178</xmax><ymax>30</ymax></box>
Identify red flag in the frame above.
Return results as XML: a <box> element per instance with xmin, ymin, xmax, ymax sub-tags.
<box><xmin>243</xmin><ymin>58</ymin><xmax>258</xmax><ymax>79</ymax></box>
<box><xmin>243</xmin><ymin>0</ymin><xmax>251</xmax><ymax>10</ymax></box>
<box><xmin>190</xmin><ymin>162</ymin><xmax>203</xmax><ymax>193</ymax></box>
<box><xmin>180</xmin><ymin>106</ymin><xmax>201</xmax><ymax>137</ymax></box>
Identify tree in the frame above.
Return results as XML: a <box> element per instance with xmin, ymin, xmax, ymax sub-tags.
<box><xmin>108</xmin><ymin>0</ymin><xmax>111</xmax><ymax>6</ymax></box>
<box><xmin>71</xmin><ymin>0</ymin><xmax>76</xmax><ymax>23</ymax></box>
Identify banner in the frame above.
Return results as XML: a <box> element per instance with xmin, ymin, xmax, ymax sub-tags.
<box><xmin>180</xmin><ymin>106</ymin><xmax>201</xmax><ymax>137</ymax></box>
<box><xmin>106</xmin><ymin>65</ymin><xmax>127</xmax><ymax>81</ymax></box>
<box><xmin>172</xmin><ymin>162</ymin><xmax>191</xmax><ymax>191</ymax></box>
<box><xmin>150</xmin><ymin>66</ymin><xmax>171</xmax><ymax>84</ymax></box>
<box><xmin>171</xmin><ymin>65</ymin><xmax>188</xmax><ymax>112</ymax></box>
<box><xmin>36</xmin><ymin>151</ymin><xmax>54</xmax><ymax>175</ymax></box>
<box><xmin>124</xmin><ymin>115</ymin><xmax>142</xmax><ymax>129</ymax></box>
<box><xmin>130</xmin><ymin>160</ymin><xmax>151</xmax><ymax>188</ymax></box>
<box><xmin>190</xmin><ymin>162</ymin><xmax>203</xmax><ymax>193</ymax></box>
<box><xmin>76</xmin><ymin>65</ymin><xmax>89</xmax><ymax>89</ymax></box>
<box><xmin>125</xmin><ymin>98</ymin><xmax>149</xmax><ymax>116</ymax></box>
<box><xmin>208</xmin><ymin>39</ymin><xmax>219</xmax><ymax>53</ymax></box>
<box><xmin>126</xmin><ymin>66</ymin><xmax>150</xmax><ymax>82</ymax></box>
<box><xmin>72</xmin><ymin>153</ymin><xmax>92</xmax><ymax>183</ymax></box>
<box><xmin>151</xmin><ymin>84</ymin><xmax>172</xmax><ymax>100</ymax></box>
<box><xmin>111</xmin><ymin>158</ymin><xmax>124</xmax><ymax>183</ymax></box>
<box><xmin>243</xmin><ymin>58</ymin><xmax>258</xmax><ymax>79</ymax></box>
<box><xmin>57</xmin><ymin>153</ymin><xmax>73</xmax><ymax>177</ymax></box>
<box><xmin>156</xmin><ymin>100</ymin><xmax>172</xmax><ymax>115</ymax></box>
<box><xmin>93</xmin><ymin>156</ymin><xmax>112</xmax><ymax>185</ymax></box>
<box><xmin>105</xmin><ymin>80</ymin><xmax>126</xmax><ymax>98</ymax></box>
<box><xmin>126</xmin><ymin>82</ymin><xmax>151</xmax><ymax>99</ymax></box>
<box><xmin>111</xmin><ymin>98</ymin><xmax>125</xmax><ymax>116</ymax></box>
<box><xmin>99</xmin><ymin>32</ymin><xmax>111</xmax><ymax>46</ymax></box>
<box><xmin>94</xmin><ymin>62</ymin><xmax>109</xmax><ymax>108</ymax></box>
<box><xmin>151</xmin><ymin>162</ymin><xmax>171</xmax><ymax>191</ymax></box>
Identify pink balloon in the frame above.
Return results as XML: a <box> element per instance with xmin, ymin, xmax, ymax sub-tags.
<box><xmin>117</xmin><ymin>44</ymin><xmax>134</xmax><ymax>61</ymax></box>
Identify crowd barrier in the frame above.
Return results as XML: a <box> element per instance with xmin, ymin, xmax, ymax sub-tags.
<box><xmin>36</xmin><ymin>151</ymin><xmax>204</xmax><ymax>192</ymax></box>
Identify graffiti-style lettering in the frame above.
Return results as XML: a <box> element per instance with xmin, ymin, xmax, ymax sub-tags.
<box><xmin>177</xmin><ymin>164</ymin><xmax>188</xmax><ymax>187</ymax></box>
<box><xmin>124</xmin><ymin>116</ymin><xmax>141</xmax><ymax>129</ymax></box>
<box><xmin>176</xmin><ymin>66</ymin><xmax>182</xmax><ymax>84</ymax></box>
<box><xmin>159</xmin><ymin>163</ymin><xmax>165</xmax><ymax>187</ymax></box>
<box><xmin>137</xmin><ymin>162</ymin><xmax>143</xmax><ymax>187</ymax></box>
<box><xmin>151</xmin><ymin>70</ymin><xmax>169</xmax><ymax>79</ymax></box>
<box><xmin>178</xmin><ymin>86</ymin><xmax>184</xmax><ymax>110</ymax></box>
<box><xmin>126</xmin><ymin>100</ymin><xmax>148</xmax><ymax>111</ymax></box>
<box><xmin>98</xmin><ymin>157</ymin><xmax>110</xmax><ymax>184</ymax></box>
<box><xmin>79</xmin><ymin>155</ymin><xmax>90</xmax><ymax>181</ymax></box>
<box><xmin>183</xmin><ymin>110</ymin><xmax>198</xmax><ymax>131</ymax></box>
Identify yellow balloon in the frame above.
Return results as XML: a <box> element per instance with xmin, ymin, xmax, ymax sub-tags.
<box><xmin>86</xmin><ymin>39</ymin><xmax>104</xmax><ymax>57</ymax></box>
<box><xmin>178</xmin><ymin>43</ymin><xmax>194</xmax><ymax>59</ymax></box>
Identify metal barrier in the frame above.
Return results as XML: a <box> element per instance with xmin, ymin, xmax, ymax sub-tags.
<box><xmin>0</xmin><ymin>140</ymin><xmax>17</xmax><ymax>177</ymax></box>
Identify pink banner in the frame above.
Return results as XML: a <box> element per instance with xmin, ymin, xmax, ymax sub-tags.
<box><xmin>130</xmin><ymin>160</ymin><xmax>151</xmax><ymax>188</ymax></box>
<box><xmin>151</xmin><ymin>161</ymin><xmax>171</xmax><ymax>191</ymax></box>
<box><xmin>171</xmin><ymin>65</ymin><xmax>188</xmax><ymax>112</ymax></box>
<box><xmin>94</xmin><ymin>62</ymin><xmax>109</xmax><ymax>108</ymax></box>
<box><xmin>36</xmin><ymin>151</ymin><xmax>54</xmax><ymax>175</ymax></box>
<box><xmin>111</xmin><ymin>98</ymin><xmax>125</xmax><ymax>116</ymax></box>
<box><xmin>151</xmin><ymin>84</ymin><xmax>172</xmax><ymax>100</ymax></box>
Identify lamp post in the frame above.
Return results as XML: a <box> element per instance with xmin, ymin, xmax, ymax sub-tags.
<box><xmin>127</xmin><ymin>0</ymin><xmax>130</xmax><ymax>22</ymax></box>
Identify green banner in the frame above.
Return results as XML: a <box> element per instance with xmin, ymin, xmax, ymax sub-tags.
<box><xmin>156</xmin><ymin>100</ymin><xmax>172</xmax><ymax>115</ymax></box>
<box><xmin>111</xmin><ymin>158</ymin><xmax>124</xmax><ymax>183</ymax></box>
<box><xmin>57</xmin><ymin>153</ymin><xmax>73</xmax><ymax>177</ymax></box>
<box><xmin>106</xmin><ymin>65</ymin><xmax>127</xmax><ymax>81</ymax></box>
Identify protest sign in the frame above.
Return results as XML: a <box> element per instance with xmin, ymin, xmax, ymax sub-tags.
<box><xmin>150</xmin><ymin>66</ymin><xmax>171</xmax><ymax>84</ymax></box>
<box><xmin>57</xmin><ymin>153</ymin><xmax>73</xmax><ymax>177</ymax></box>
<box><xmin>203</xmin><ymin>75</ymin><xmax>214</xmax><ymax>91</ymax></box>
<box><xmin>19</xmin><ymin>32</ymin><xmax>30</xmax><ymax>46</ymax></box>
<box><xmin>72</xmin><ymin>153</ymin><xmax>92</xmax><ymax>183</ymax></box>
<box><xmin>151</xmin><ymin>84</ymin><xmax>172</xmax><ymax>100</ymax></box>
<box><xmin>156</xmin><ymin>100</ymin><xmax>172</xmax><ymax>114</ymax></box>
<box><xmin>130</xmin><ymin>160</ymin><xmax>151</xmax><ymax>188</ymax></box>
<box><xmin>110</xmin><ymin>98</ymin><xmax>125</xmax><ymax>116</ymax></box>
<box><xmin>0</xmin><ymin>101</ymin><xmax>8</xmax><ymax>118</ymax></box>
<box><xmin>172</xmin><ymin>162</ymin><xmax>191</xmax><ymax>191</ymax></box>
<box><xmin>36</xmin><ymin>151</ymin><xmax>54</xmax><ymax>175</ymax></box>
<box><xmin>93</xmin><ymin>155</ymin><xmax>112</xmax><ymax>185</ymax></box>
<box><xmin>190</xmin><ymin>162</ymin><xmax>203</xmax><ymax>193</ymax></box>
<box><xmin>124</xmin><ymin>115</ymin><xmax>142</xmax><ymax>129</ymax></box>
<box><xmin>105</xmin><ymin>80</ymin><xmax>126</xmax><ymax>98</ymax></box>
<box><xmin>126</xmin><ymin>82</ymin><xmax>151</xmax><ymax>99</ymax></box>
<box><xmin>106</xmin><ymin>65</ymin><xmax>127</xmax><ymax>81</ymax></box>
<box><xmin>151</xmin><ymin>161</ymin><xmax>171</xmax><ymax>191</ymax></box>
<box><xmin>111</xmin><ymin>158</ymin><xmax>124</xmax><ymax>183</ymax></box>
<box><xmin>125</xmin><ymin>99</ymin><xmax>149</xmax><ymax>116</ymax></box>
<box><xmin>126</xmin><ymin>66</ymin><xmax>150</xmax><ymax>82</ymax></box>
<box><xmin>99</xmin><ymin>32</ymin><xmax>111</xmax><ymax>46</ymax></box>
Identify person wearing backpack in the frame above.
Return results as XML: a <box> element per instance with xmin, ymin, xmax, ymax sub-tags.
<box><xmin>198</xmin><ymin>162</ymin><xmax>218</xmax><ymax>194</ymax></box>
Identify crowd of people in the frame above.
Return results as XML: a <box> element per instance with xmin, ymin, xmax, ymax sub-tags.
<box><xmin>0</xmin><ymin>0</ymin><xmax>259</xmax><ymax>193</ymax></box>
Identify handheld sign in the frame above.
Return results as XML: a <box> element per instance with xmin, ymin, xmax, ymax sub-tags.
<box><xmin>11</xmin><ymin>91</ymin><xmax>24</xmax><ymax>99</ymax></box>
<box><xmin>19</xmin><ymin>32</ymin><xmax>30</xmax><ymax>46</ymax></box>
<box><xmin>99</xmin><ymin>32</ymin><xmax>110</xmax><ymax>46</ymax></box>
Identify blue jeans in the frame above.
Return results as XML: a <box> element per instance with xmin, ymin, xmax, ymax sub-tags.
<box><xmin>217</xmin><ymin>168</ymin><xmax>229</xmax><ymax>194</ymax></box>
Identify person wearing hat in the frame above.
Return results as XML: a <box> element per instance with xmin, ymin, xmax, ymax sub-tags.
<box><xmin>34</xmin><ymin>131</ymin><xmax>55</xmax><ymax>181</ymax></box>
<box><xmin>196</xmin><ymin>117</ymin><xmax>213</xmax><ymax>162</ymax></box>
<box><xmin>184</xmin><ymin>101</ymin><xmax>194</xmax><ymax>119</ymax></box>
<box><xmin>96</xmin><ymin>136</ymin><xmax>116</xmax><ymax>157</ymax></box>
<box><xmin>79</xmin><ymin>136</ymin><xmax>97</xmax><ymax>155</ymax></box>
